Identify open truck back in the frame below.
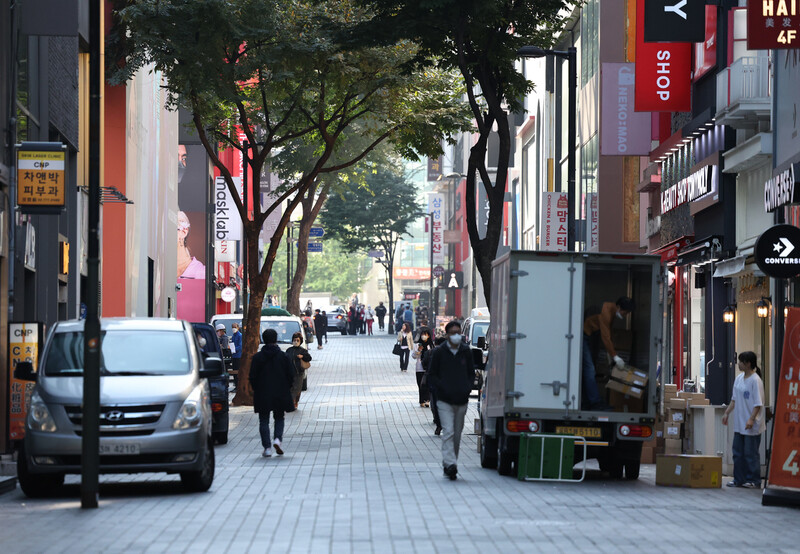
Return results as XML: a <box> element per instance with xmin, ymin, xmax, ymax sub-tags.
<box><xmin>479</xmin><ymin>251</ymin><xmax>661</xmax><ymax>480</ymax></box>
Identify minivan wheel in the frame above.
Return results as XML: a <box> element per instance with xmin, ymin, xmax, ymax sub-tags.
<box><xmin>180</xmin><ymin>438</ymin><xmax>215</xmax><ymax>492</ymax></box>
<box><xmin>18</xmin><ymin>446</ymin><xmax>64</xmax><ymax>498</ymax></box>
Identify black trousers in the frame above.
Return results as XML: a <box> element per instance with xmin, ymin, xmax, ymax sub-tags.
<box><xmin>399</xmin><ymin>349</ymin><xmax>410</xmax><ymax>370</ymax></box>
<box><xmin>416</xmin><ymin>372</ymin><xmax>429</xmax><ymax>404</ymax></box>
<box><xmin>316</xmin><ymin>333</ymin><xmax>323</xmax><ymax>347</ymax></box>
<box><xmin>377</xmin><ymin>316</ymin><xmax>385</xmax><ymax>329</ymax></box>
<box><xmin>429</xmin><ymin>386</ymin><xmax>441</xmax><ymax>426</ymax></box>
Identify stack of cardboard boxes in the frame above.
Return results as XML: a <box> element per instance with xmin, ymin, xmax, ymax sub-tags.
<box><xmin>641</xmin><ymin>384</ymin><xmax>711</xmax><ymax>464</ymax></box>
<box><xmin>606</xmin><ymin>365</ymin><xmax>648</xmax><ymax>412</ymax></box>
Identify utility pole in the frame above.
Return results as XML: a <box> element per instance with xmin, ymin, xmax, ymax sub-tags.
<box><xmin>242</xmin><ymin>141</ymin><xmax>249</xmax><ymax>322</ymax></box>
<box><xmin>81</xmin><ymin>0</ymin><xmax>102</xmax><ymax>509</ymax></box>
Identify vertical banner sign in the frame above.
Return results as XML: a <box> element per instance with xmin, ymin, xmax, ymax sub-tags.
<box><xmin>428</xmin><ymin>193</ymin><xmax>445</xmax><ymax>264</ymax></box>
<box><xmin>214</xmin><ymin>176</ymin><xmax>243</xmax><ymax>241</ymax></box>
<box><xmin>748</xmin><ymin>0</ymin><xmax>800</xmax><ymax>49</ymax></box>
<box><xmin>634</xmin><ymin>0</ymin><xmax>692</xmax><ymax>112</ymax></box>
<box><xmin>586</xmin><ymin>193</ymin><xmax>599</xmax><ymax>251</ymax></box>
<box><xmin>540</xmin><ymin>191</ymin><xmax>569</xmax><ymax>251</ymax></box>
<box><xmin>766</xmin><ymin>307</ymin><xmax>800</xmax><ymax>495</ymax></box>
<box><xmin>427</xmin><ymin>156</ymin><xmax>443</xmax><ymax>182</ymax></box>
<box><xmin>643</xmin><ymin>0</ymin><xmax>706</xmax><ymax>42</ymax></box>
<box><xmin>215</xmin><ymin>240</ymin><xmax>236</xmax><ymax>263</ymax></box>
<box><xmin>600</xmin><ymin>63</ymin><xmax>652</xmax><ymax>155</ymax></box>
<box><xmin>17</xmin><ymin>144</ymin><xmax>66</xmax><ymax>212</ymax></box>
<box><xmin>8</xmin><ymin>323</ymin><xmax>41</xmax><ymax>441</ymax></box>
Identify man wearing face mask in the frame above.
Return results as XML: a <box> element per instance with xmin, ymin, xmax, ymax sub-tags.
<box><xmin>582</xmin><ymin>296</ymin><xmax>635</xmax><ymax>410</ymax></box>
<box><xmin>427</xmin><ymin>320</ymin><xmax>475</xmax><ymax>481</ymax></box>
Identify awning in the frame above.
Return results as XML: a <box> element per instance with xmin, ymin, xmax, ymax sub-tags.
<box><xmin>713</xmin><ymin>255</ymin><xmax>746</xmax><ymax>278</ymax></box>
<box><xmin>675</xmin><ymin>236</ymin><xmax>722</xmax><ymax>266</ymax></box>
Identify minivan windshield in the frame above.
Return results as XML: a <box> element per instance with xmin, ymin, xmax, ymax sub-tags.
<box><xmin>472</xmin><ymin>322</ymin><xmax>489</xmax><ymax>342</ymax></box>
<box><xmin>44</xmin><ymin>331</ymin><xmax>191</xmax><ymax>376</ymax></box>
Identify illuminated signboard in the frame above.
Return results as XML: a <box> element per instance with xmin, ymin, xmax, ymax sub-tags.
<box><xmin>16</xmin><ymin>142</ymin><xmax>67</xmax><ymax>213</ymax></box>
<box><xmin>748</xmin><ymin>0</ymin><xmax>800</xmax><ymax>49</ymax></box>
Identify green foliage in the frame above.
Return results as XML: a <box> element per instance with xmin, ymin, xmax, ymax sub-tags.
<box><xmin>267</xmin><ymin>239</ymin><xmax>369</xmax><ymax>302</ymax></box>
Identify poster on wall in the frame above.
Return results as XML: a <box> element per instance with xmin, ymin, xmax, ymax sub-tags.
<box><xmin>540</xmin><ymin>191</ymin><xmax>568</xmax><ymax>252</ymax></box>
<box><xmin>7</xmin><ymin>323</ymin><xmax>42</xmax><ymax>441</ymax></box>
<box><xmin>177</xmin><ymin>143</ymin><xmax>209</xmax><ymax>322</ymax></box>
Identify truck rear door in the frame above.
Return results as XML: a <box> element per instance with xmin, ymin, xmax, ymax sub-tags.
<box><xmin>510</xmin><ymin>255</ymin><xmax>583</xmax><ymax>411</ymax></box>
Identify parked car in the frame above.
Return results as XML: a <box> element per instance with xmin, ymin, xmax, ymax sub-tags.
<box><xmin>321</xmin><ymin>305</ymin><xmax>348</xmax><ymax>335</ymax></box>
<box><xmin>462</xmin><ymin>315</ymin><xmax>489</xmax><ymax>390</ymax></box>
<box><xmin>191</xmin><ymin>322</ymin><xmax>230</xmax><ymax>445</ymax></box>
<box><xmin>15</xmin><ymin>318</ymin><xmax>222</xmax><ymax>497</ymax></box>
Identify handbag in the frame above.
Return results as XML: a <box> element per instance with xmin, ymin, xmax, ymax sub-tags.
<box><xmin>300</xmin><ymin>359</ymin><xmax>311</xmax><ymax>370</ymax></box>
<box><xmin>392</xmin><ymin>342</ymin><xmax>403</xmax><ymax>356</ymax></box>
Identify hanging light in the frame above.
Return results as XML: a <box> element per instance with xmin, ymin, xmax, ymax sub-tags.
<box><xmin>723</xmin><ymin>305</ymin><xmax>736</xmax><ymax>324</ymax></box>
<box><xmin>756</xmin><ymin>297</ymin><xmax>770</xmax><ymax>319</ymax></box>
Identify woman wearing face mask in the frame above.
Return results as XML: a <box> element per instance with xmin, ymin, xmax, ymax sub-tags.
<box><xmin>285</xmin><ymin>332</ymin><xmax>312</xmax><ymax>409</ymax></box>
<box><xmin>412</xmin><ymin>327</ymin><xmax>434</xmax><ymax>407</ymax></box>
<box><xmin>397</xmin><ymin>322</ymin><xmax>415</xmax><ymax>372</ymax></box>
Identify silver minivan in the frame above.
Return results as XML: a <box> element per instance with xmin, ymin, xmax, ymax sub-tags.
<box><xmin>15</xmin><ymin>318</ymin><xmax>222</xmax><ymax>497</ymax></box>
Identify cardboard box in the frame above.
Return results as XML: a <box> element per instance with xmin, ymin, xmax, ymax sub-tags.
<box><xmin>611</xmin><ymin>366</ymin><xmax>649</xmax><ymax>388</ymax></box>
<box><xmin>668</xmin><ymin>398</ymin><xmax>688</xmax><ymax>411</ymax></box>
<box><xmin>664</xmin><ymin>438</ymin><xmax>682</xmax><ymax>455</ymax></box>
<box><xmin>664</xmin><ymin>422</ymin><xmax>682</xmax><ymax>438</ymax></box>
<box><xmin>655</xmin><ymin>455</ymin><xmax>722</xmax><ymax>488</ymax></box>
<box><xmin>608</xmin><ymin>389</ymin><xmax>645</xmax><ymax>412</ymax></box>
<box><xmin>664</xmin><ymin>384</ymin><xmax>678</xmax><ymax>394</ymax></box>
<box><xmin>606</xmin><ymin>378</ymin><xmax>645</xmax><ymax>399</ymax></box>
<box><xmin>666</xmin><ymin>408</ymin><xmax>685</xmax><ymax>423</ymax></box>
<box><xmin>689</xmin><ymin>393</ymin><xmax>709</xmax><ymax>406</ymax></box>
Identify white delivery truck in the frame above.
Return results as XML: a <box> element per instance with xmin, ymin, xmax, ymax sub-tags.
<box><xmin>479</xmin><ymin>251</ymin><xmax>661</xmax><ymax>480</ymax></box>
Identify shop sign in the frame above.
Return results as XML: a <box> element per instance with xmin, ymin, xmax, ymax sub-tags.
<box><xmin>755</xmin><ymin>224</ymin><xmax>800</xmax><ymax>279</ymax></box>
<box><xmin>439</xmin><ymin>270</ymin><xmax>464</xmax><ymax>289</ymax></box>
<box><xmin>764</xmin><ymin>164</ymin><xmax>800</xmax><ymax>212</ymax></box>
<box><xmin>214</xmin><ymin>176</ymin><xmax>242</xmax><ymax>241</ymax></box>
<box><xmin>16</xmin><ymin>142</ymin><xmax>67</xmax><ymax>213</ymax></box>
<box><xmin>427</xmin><ymin>156</ymin><xmax>443</xmax><ymax>182</ymax></box>
<box><xmin>600</xmin><ymin>64</ymin><xmax>652</xmax><ymax>156</ymax></box>
<box><xmin>586</xmin><ymin>193</ymin><xmax>599</xmax><ymax>250</ymax></box>
<box><xmin>643</xmin><ymin>0</ymin><xmax>706</xmax><ymax>43</ymax></box>
<box><xmin>693</xmin><ymin>6</ymin><xmax>718</xmax><ymax>81</ymax></box>
<box><xmin>540</xmin><ymin>191</ymin><xmax>568</xmax><ymax>252</ymax></box>
<box><xmin>766</xmin><ymin>307</ymin><xmax>800</xmax><ymax>494</ymax></box>
<box><xmin>660</xmin><ymin>165</ymin><xmax>717</xmax><ymax>214</ymax></box>
<box><xmin>428</xmin><ymin>193</ymin><xmax>445</xmax><ymax>264</ymax></box>
<box><xmin>747</xmin><ymin>0</ymin><xmax>800</xmax><ymax>49</ymax></box>
<box><xmin>635</xmin><ymin>0</ymin><xmax>692</xmax><ymax>112</ymax></box>
<box><xmin>393</xmin><ymin>267</ymin><xmax>431</xmax><ymax>280</ymax></box>
<box><xmin>8</xmin><ymin>322</ymin><xmax>42</xmax><ymax>441</ymax></box>
<box><xmin>215</xmin><ymin>240</ymin><xmax>236</xmax><ymax>262</ymax></box>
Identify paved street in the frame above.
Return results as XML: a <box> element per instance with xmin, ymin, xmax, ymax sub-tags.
<box><xmin>1</xmin><ymin>333</ymin><xmax>798</xmax><ymax>553</ymax></box>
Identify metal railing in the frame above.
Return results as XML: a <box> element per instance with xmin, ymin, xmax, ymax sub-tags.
<box><xmin>716</xmin><ymin>54</ymin><xmax>772</xmax><ymax>114</ymax></box>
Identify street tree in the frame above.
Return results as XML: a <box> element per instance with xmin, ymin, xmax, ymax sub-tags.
<box><xmin>352</xmin><ymin>0</ymin><xmax>567</xmax><ymax>310</ymax></box>
<box><xmin>319</xmin><ymin>160</ymin><xmax>421</xmax><ymax>329</ymax></box>
<box><xmin>111</xmin><ymin>0</ymin><xmax>470</xmax><ymax>404</ymax></box>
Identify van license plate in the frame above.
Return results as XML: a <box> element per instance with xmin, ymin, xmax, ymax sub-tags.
<box><xmin>99</xmin><ymin>443</ymin><xmax>140</xmax><ymax>455</ymax></box>
<box><xmin>555</xmin><ymin>426</ymin><xmax>601</xmax><ymax>438</ymax></box>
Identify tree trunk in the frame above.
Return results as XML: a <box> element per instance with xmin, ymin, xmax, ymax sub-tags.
<box><xmin>287</xmin><ymin>181</ymin><xmax>330</xmax><ymax>315</ymax></box>
<box><xmin>386</xmin><ymin>258</ymin><xmax>394</xmax><ymax>335</ymax></box>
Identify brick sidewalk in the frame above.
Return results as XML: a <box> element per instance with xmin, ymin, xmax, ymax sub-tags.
<box><xmin>0</xmin><ymin>333</ymin><xmax>797</xmax><ymax>553</ymax></box>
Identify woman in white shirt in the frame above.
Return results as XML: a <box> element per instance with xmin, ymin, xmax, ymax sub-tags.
<box><xmin>397</xmin><ymin>323</ymin><xmax>414</xmax><ymax>372</ymax></box>
<box><xmin>722</xmin><ymin>351</ymin><xmax>766</xmax><ymax>488</ymax></box>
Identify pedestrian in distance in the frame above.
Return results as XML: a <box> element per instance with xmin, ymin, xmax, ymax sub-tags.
<box><xmin>313</xmin><ymin>309</ymin><xmax>326</xmax><ymax>350</ymax></box>
<box><xmin>286</xmin><ymin>332</ymin><xmax>312</xmax><ymax>408</ymax></box>
<box><xmin>366</xmin><ymin>305</ymin><xmax>375</xmax><ymax>335</ymax></box>
<box><xmin>403</xmin><ymin>304</ymin><xmax>415</xmax><ymax>331</ymax></box>
<box><xmin>230</xmin><ymin>322</ymin><xmax>243</xmax><ymax>391</ymax></box>
<box><xmin>427</xmin><ymin>320</ymin><xmax>475</xmax><ymax>481</ymax></box>
<box><xmin>397</xmin><ymin>322</ymin><xmax>414</xmax><ymax>372</ymax></box>
<box><xmin>249</xmin><ymin>328</ymin><xmax>296</xmax><ymax>457</ymax></box>
<box><xmin>581</xmin><ymin>296</ymin><xmax>634</xmax><ymax>410</ymax></box>
<box><xmin>215</xmin><ymin>323</ymin><xmax>230</xmax><ymax>350</ymax></box>
<box><xmin>375</xmin><ymin>302</ymin><xmax>387</xmax><ymax>331</ymax></box>
<box><xmin>358</xmin><ymin>304</ymin><xmax>367</xmax><ymax>335</ymax></box>
<box><xmin>723</xmin><ymin>351</ymin><xmax>766</xmax><ymax>488</ymax></box>
<box><xmin>348</xmin><ymin>305</ymin><xmax>358</xmax><ymax>336</ymax></box>
<box><xmin>395</xmin><ymin>304</ymin><xmax>405</xmax><ymax>333</ymax></box>
<box><xmin>412</xmin><ymin>327</ymin><xmax>434</xmax><ymax>408</ymax></box>
<box><xmin>321</xmin><ymin>311</ymin><xmax>329</xmax><ymax>343</ymax></box>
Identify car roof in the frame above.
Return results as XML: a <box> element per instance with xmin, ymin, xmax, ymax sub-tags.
<box><xmin>53</xmin><ymin>317</ymin><xmax>188</xmax><ymax>333</ymax></box>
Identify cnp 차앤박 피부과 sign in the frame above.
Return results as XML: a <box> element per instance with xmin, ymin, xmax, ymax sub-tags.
<box><xmin>8</xmin><ymin>323</ymin><xmax>41</xmax><ymax>441</ymax></box>
<box><xmin>17</xmin><ymin>149</ymin><xmax>66</xmax><ymax>208</ymax></box>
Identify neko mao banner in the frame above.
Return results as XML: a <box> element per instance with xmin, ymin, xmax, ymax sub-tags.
<box><xmin>600</xmin><ymin>63</ymin><xmax>652</xmax><ymax>155</ymax></box>
<box><xmin>428</xmin><ymin>193</ymin><xmax>445</xmax><ymax>264</ymax></box>
<box><xmin>635</xmin><ymin>0</ymin><xmax>692</xmax><ymax>112</ymax></box>
<box><xmin>540</xmin><ymin>191</ymin><xmax>569</xmax><ymax>252</ymax></box>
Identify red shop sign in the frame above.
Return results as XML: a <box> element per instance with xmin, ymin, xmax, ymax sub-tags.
<box><xmin>748</xmin><ymin>0</ymin><xmax>800</xmax><ymax>50</ymax></box>
<box><xmin>634</xmin><ymin>0</ymin><xmax>692</xmax><ymax>112</ymax></box>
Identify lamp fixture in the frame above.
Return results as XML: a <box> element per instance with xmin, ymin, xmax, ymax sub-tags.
<box><xmin>756</xmin><ymin>297</ymin><xmax>771</xmax><ymax>319</ymax></box>
<box><xmin>723</xmin><ymin>305</ymin><xmax>736</xmax><ymax>324</ymax></box>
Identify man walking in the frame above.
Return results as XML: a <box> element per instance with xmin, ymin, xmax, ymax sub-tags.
<box><xmin>230</xmin><ymin>322</ymin><xmax>243</xmax><ymax>391</ymax></box>
<box><xmin>375</xmin><ymin>302</ymin><xmax>387</xmax><ymax>331</ymax></box>
<box><xmin>249</xmin><ymin>328</ymin><xmax>296</xmax><ymax>457</ymax></box>
<box><xmin>427</xmin><ymin>320</ymin><xmax>475</xmax><ymax>481</ymax></box>
<box><xmin>313</xmin><ymin>309</ymin><xmax>326</xmax><ymax>349</ymax></box>
<box><xmin>403</xmin><ymin>304</ymin><xmax>415</xmax><ymax>331</ymax></box>
<box><xmin>320</xmin><ymin>311</ymin><xmax>329</xmax><ymax>343</ymax></box>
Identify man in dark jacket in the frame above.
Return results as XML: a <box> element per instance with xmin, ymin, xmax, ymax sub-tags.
<box><xmin>375</xmin><ymin>302</ymin><xmax>387</xmax><ymax>331</ymax></box>
<box><xmin>427</xmin><ymin>320</ymin><xmax>474</xmax><ymax>480</ymax></box>
<box><xmin>313</xmin><ymin>309</ymin><xmax>326</xmax><ymax>349</ymax></box>
<box><xmin>249</xmin><ymin>328</ymin><xmax>296</xmax><ymax>457</ymax></box>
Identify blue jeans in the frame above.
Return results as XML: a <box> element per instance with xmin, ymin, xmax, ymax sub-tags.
<box><xmin>732</xmin><ymin>432</ymin><xmax>761</xmax><ymax>485</ymax></box>
<box><xmin>259</xmin><ymin>410</ymin><xmax>285</xmax><ymax>448</ymax></box>
<box><xmin>582</xmin><ymin>335</ymin><xmax>602</xmax><ymax>407</ymax></box>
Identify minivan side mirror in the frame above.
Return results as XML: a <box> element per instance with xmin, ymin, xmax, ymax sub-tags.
<box><xmin>472</xmin><ymin>348</ymin><xmax>486</xmax><ymax>370</ymax></box>
<box><xmin>14</xmin><ymin>361</ymin><xmax>37</xmax><ymax>381</ymax></box>
<box><xmin>476</xmin><ymin>336</ymin><xmax>486</xmax><ymax>350</ymax></box>
<box><xmin>199</xmin><ymin>357</ymin><xmax>224</xmax><ymax>378</ymax></box>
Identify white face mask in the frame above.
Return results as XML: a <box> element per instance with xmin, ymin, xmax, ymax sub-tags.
<box><xmin>448</xmin><ymin>334</ymin><xmax>462</xmax><ymax>346</ymax></box>
<box><xmin>198</xmin><ymin>337</ymin><xmax>207</xmax><ymax>348</ymax></box>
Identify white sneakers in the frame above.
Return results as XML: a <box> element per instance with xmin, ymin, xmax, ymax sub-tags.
<box><xmin>262</xmin><ymin>447</ymin><xmax>273</xmax><ymax>458</ymax></box>
<box><xmin>273</xmin><ymin>438</ymin><xmax>284</xmax><ymax>456</ymax></box>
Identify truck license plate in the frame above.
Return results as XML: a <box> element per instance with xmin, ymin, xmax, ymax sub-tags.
<box><xmin>556</xmin><ymin>426</ymin><xmax>601</xmax><ymax>438</ymax></box>
<box><xmin>99</xmin><ymin>442</ymin><xmax>140</xmax><ymax>455</ymax></box>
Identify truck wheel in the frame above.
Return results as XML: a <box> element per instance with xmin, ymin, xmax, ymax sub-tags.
<box><xmin>497</xmin><ymin>433</ymin><xmax>517</xmax><ymax>477</ymax></box>
<box><xmin>480</xmin><ymin>429</ymin><xmax>498</xmax><ymax>469</ymax></box>
<box><xmin>181</xmin><ymin>438</ymin><xmax>215</xmax><ymax>493</ymax></box>
<box><xmin>214</xmin><ymin>431</ymin><xmax>228</xmax><ymax>445</ymax></box>
<box><xmin>608</xmin><ymin>460</ymin><xmax>624</xmax><ymax>479</ymax></box>
<box><xmin>17</xmin><ymin>447</ymin><xmax>64</xmax><ymax>498</ymax></box>
<box><xmin>624</xmin><ymin>460</ymin><xmax>641</xmax><ymax>480</ymax></box>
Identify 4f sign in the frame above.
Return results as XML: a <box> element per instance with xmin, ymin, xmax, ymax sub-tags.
<box><xmin>748</xmin><ymin>0</ymin><xmax>800</xmax><ymax>49</ymax></box>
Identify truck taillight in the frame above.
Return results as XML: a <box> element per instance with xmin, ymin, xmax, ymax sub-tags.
<box><xmin>619</xmin><ymin>424</ymin><xmax>651</xmax><ymax>438</ymax></box>
<box><xmin>507</xmin><ymin>420</ymin><xmax>539</xmax><ymax>433</ymax></box>
<box><xmin>212</xmin><ymin>403</ymin><xmax>223</xmax><ymax>413</ymax></box>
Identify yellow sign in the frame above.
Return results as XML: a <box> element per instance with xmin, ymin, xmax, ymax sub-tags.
<box><xmin>555</xmin><ymin>426</ymin><xmax>602</xmax><ymax>438</ymax></box>
<box><xmin>8</xmin><ymin>323</ymin><xmax>41</xmax><ymax>441</ymax></box>
<box><xmin>17</xmin><ymin>150</ymin><xmax>66</xmax><ymax>207</ymax></box>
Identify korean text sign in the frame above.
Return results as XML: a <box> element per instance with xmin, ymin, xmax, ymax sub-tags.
<box><xmin>17</xmin><ymin>149</ymin><xmax>66</xmax><ymax>208</ymax></box>
<box><xmin>8</xmin><ymin>323</ymin><xmax>41</xmax><ymax>441</ymax></box>
<box><xmin>540</xmin><ymin>191</ymin><xmax>569</xmax><ymax>252</ymax></box>
<box><xmin>428</xmin><ymin>193</ymin><xmax>445</xmax><ymax>265</ymax></box>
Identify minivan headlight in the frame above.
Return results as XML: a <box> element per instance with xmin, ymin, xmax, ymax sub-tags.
<box><xmin>28</xmin><ymin>391</ymin><xmax>57</xmax><ymax>433</ymax></box>
<box><xmin>172</xmin><ymin>384</ymin><xmax>204</xmax><ymax>430</ymax></box>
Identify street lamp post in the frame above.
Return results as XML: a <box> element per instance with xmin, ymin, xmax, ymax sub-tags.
<box><xmin>517</xmin><ymin>46</ymin><xmax>577</xmax><ymax>252</ymax></box>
